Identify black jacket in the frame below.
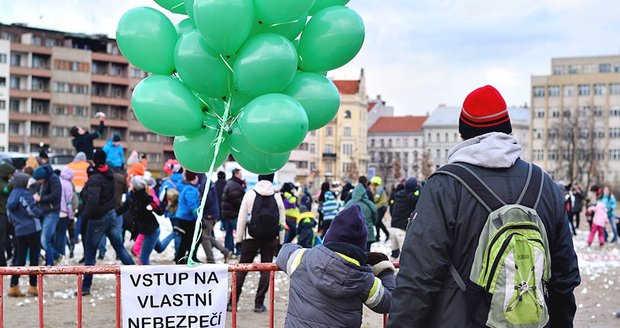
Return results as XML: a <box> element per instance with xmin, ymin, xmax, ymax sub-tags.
<box><xmin>37</xmin><ymin>164</ymin><xmax>61</xmax><ymax>214</ymax></box>
<box><xmin>220</xmin><ymin>177</ymin><xmax>245</xmax><ymax>219</ymax></box>
<box><xmin>127</xmin><ymin>189</ymin><xmax>163</xmax><ymax>236</ymax></box>
<box><xmin>82</xmin><ymin>165</ymin><xmax>116</xmax><ymax>219</ymax></box>
<box><xmin>390</xmin><ymin>181</ymin><xmax>420</xmax><ymax>231</ymax></box>
<box><xmin>388</xmin><ymin>159</ymin><xmax>580</xmax><ymax>327</ymax></box>
<box><xmin>71</xmin><ymin>121</ymin><xmax>104</xmax><ymax>160</ymax></box>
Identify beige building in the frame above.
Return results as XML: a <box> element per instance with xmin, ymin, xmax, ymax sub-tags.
<box><xmin>531</xmin><ymin>55</ymin><xmax>620</xmax><ymax>184</ymax></box>
<box><xmin>0</xmin><ymin>23</ymin><xmax>172</xmax><ymax>170</ymax></box>
<box><xmin>297</xmin><ymin>70</ymin><xmax>369</xmax><ymax>189</ymax></box>
<box><xmin>368</xmin><ymin>115</ymin><xmax>428</xmax><ymax>186</ymax></box>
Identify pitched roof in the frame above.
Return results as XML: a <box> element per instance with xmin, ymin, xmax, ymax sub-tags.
<box><xmin>368</xmin><ymin>115</ymin><xmax>428</xmax><ymax>133</ymax></box>
<box><xmin>333</xmin><ymin>80</ymin><xmax>360</xmax><ymax>95</ymax></box>
<box><xmin>367</xmin><ymin>101</ymin><xmax>377</xmax><ymax>112</ymax></box>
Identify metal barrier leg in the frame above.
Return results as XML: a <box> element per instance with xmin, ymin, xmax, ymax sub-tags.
<box><xmin>231</xmin><ymin>271</ymin><xmax>237</xmax><ymax>328</ymax></box>
<box><xmin>384</xmin><ymin>313</ymin><xmax>388</xmax><ymax>328</ymax></box>
<box><xmin>116</xmin><ymin>272</ymin><xmax>121</xmax><ymax>328</ymax></box>
<box><xmin>37</xmin><ymin>274</ymin><xmax>43</xmax><ymax>328</ymax></box>
<box><xmin>77</xmin><ymin>274</ymin><xmax>83</xmax><ymax>328</ymax></box>
<box><xmin>1</xmin><ymin>273</ymin><xmax>4</xmax><ymax>328</ymax></box>
<box><xmin>269</xmin><ymin>271</ymin><xmax>275</xmax><ymax>328</ymax></box>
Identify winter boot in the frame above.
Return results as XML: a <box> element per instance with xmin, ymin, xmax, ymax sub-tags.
<box><xmin>8</xmin><ymin>286</ymin><xmax>24</xmax><ymax>297</ymax></box>
<box><xmin>27</xmin><ymin>286</ymin><xmax>38</xmax><ymax>297</ymax></box>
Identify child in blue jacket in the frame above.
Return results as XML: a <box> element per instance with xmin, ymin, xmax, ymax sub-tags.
<box><xmin>7</xmin><ymin>173</ymin><xmax>44</xmax><ymax>297</ymax></box>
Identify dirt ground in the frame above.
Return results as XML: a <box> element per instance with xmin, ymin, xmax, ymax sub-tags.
<box><xmin>2</xmin><ymin>218</ymin><xmax>619</xmax><ymax>327</ymax></box>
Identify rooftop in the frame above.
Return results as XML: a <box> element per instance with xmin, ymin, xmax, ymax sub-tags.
<box><xmin>333</xmin><ymin>80</ymin><xmax>360</xmax><ymax>95</ymax></box>
<box><xmin>368</xmin><ymin>115</ymin><xmax>428</xmax><ymax>133</ymax></box>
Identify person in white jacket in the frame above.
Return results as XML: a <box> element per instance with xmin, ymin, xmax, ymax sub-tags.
<box><xmin>228</xmin><ymin>173</ymin><xmax>285</xmax><ymax>313</ymax></box>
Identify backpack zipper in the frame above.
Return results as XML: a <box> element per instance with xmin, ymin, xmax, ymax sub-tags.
<box><xmin>485</xmin><ymin>233</ymin><xmax>515</xmax><ymax>291</ymax></box>
<box><xmin>482</xmin><ymin>224</ymin><xmax>540</xmax><ymax>281</ymax></box>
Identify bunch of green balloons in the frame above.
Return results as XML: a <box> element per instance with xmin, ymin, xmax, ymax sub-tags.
<box><xmin>117</xmin><ymin>0</ymin><xmax>364</xmax><ymax>174</ymax></box>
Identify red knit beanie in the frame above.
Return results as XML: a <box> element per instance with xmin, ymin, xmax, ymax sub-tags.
<box><xmin>459</xmin><ymin>85</ymin><xmax>511</xmax><ymax>140</ymax></box>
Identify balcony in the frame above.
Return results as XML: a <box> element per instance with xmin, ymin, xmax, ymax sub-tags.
<box><xmin>9</xmin><ymin>111</ymin><xmax>51</xmax><ymax>123</ymax></box>
<box><xmin>92</xmin><ymin>74</ymin><xmax>129</xmax><ymax>85</ymax></box>
<box><xmin>9</xmin><ymin>89</ymin><xmax>52</xmax><ymax>100</ymax></box>
<box><xmin>90</xmin><ymin>118</ymin><xmax>129</xmax><ymax>128</ymax></box>
<box><xmin>91</xmin><ymin>96</ymin><xmax>130</xmax><ymax>107</ymax></box>
<box><xmin>10</xmin><ymin>66</ymin><xmax>52</xmax><ymax>78</ymax></box>
<box><xmin>10</xmin><ymin>43</ymin><xmax>52</xmax><ymax>55</ymax></box>
<box><xmin>9</xmin><ymin>135</ymin><xmax>51</xmax><ymax>145</ymax></box>
<box><xmin>322</xmin><ymin>152</ymin><xmax>337</xmax><ymax>160</ymax></box>
<box><xmin>92</xmin><ymin>52</ymin><xmax>128</xmax><ymax>64</ymax></box>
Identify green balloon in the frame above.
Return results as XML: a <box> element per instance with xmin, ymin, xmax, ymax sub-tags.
<box><xmin>184</xmin><ymin>0</ymin><xmax>195</xmax><ymax>18</ymax></box>
<box><xmin>204</xmin><ymin>91</ymin><xmax>253</xmax><ymax>117</ymax></box>
<box><xmin>298</xmin><ymin>6</ymin><xmax>364</xmax><ymax>72</ymax></box>
<box><xmin>283</xmin><ymin>72</ymin><xmax>340</xmax><ymax>130</ymax></box>
<box><xmin>193</xmin><ymin>0</ymin><xmax>255</xmax><ymax>57</ymax></box>
<box><xmin>116</xmin><ymin>7</ymin><xmax>178</xmax><ymax>75</ymax></box>
<box><xmin>233</xmin><ymin>33</ymin><xmax>298</xmax><ymax>96</ymax></box>
<box><xmin>132</xmin><ymin>75</ymin><xmax>203</xmax><ymax>136</ymax></box>
<box><xmin>251</xmin><ymin>12</ymin><xmax>307</xmax><ymax>41</ymax></box>
<box><xmin>308</xmin><ymin>0</ymin><xmax>349</xmax><ymax>15</ymax></box>
<box><xmin>237</xmin><ymin>93</ymin><xmax>308</xmax><ymax>154</ymax></box>
<box><xmin>174</xmin><ymin>127</ymin><xmax>230</xmax><ymax>173</ymax></box>
<box><xmin>175</xmin><ymin>18</ymin><xmax>195</xmax><ymax>38</ymax></box>
<box><xmin>254</xmin><ymin>0</ymin><xmax>314</xmax><ymax>25</ymax></box>
<box><xmin>154</xmin><ymin>0</ymin><xmax>187</xmax><ymax>14</ymax></box>
<box><xmin>228</xmin><ymin>124</ymin><xmax>290</xmax><ymax>174</ymax></box>
<box><xmin>175</xmin><ymin>30</ymin><xmax>232</xmax><ymax>98</ymax></box>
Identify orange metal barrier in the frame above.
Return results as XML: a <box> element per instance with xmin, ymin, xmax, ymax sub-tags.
<box><xmin>0</xmin><ymin>261</ymin><xmax>399</xmax><ymax>328</ymax></box>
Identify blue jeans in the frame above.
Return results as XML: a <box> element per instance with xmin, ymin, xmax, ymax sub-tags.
<box><xmin>609</xmin><ymin>214</ymin><xmax>618</xmax><ymax>242</ymax></box>
<box><xmin>41</xmin><ymin>213</ymin><xmax>60</xmax><ymax>266</ymax></box>
<box><xmin>83</xmin><ymin>210</ymin><xmax>134</xmax><ymax>292</ymax></box>
<box><xmin>164</xmin><ymin>218</ymin><xmax>182</xmax><ymax>258</ymax></box>
<box><xmin>140</xmin><ymin>227</ymin><xmax>166</xmax><ymax>265</ymax></box>
<box><xmin>222</xmin><ymin>218</ymin><xmax>237</xmax><ymax>254</ymax></box>
<box><xmin>53</xmin><ymin>217</ymin><xmax>70</xmax><ymax>257</ymax></box>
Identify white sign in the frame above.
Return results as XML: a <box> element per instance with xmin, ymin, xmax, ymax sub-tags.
<box><xmin>121</xmin><ymin>264</ymin><xmax>228</xmax><ymax>328</ymax></box>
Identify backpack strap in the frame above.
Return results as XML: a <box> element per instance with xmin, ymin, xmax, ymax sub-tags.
<box><xmin>515</xmin><ymin>163</ymin><xmax>544</xmax><ymax>209</ymax></box>
<box><xmin>433</xmin><ymin>163</ymin><xmax>506</xmax><ymax>213</ymax></box>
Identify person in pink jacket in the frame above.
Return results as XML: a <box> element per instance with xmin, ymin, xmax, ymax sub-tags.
<box><xmin>587</xmin><ymin>186</ymin><xmax>608</xmax><ymax>247</ymax></box>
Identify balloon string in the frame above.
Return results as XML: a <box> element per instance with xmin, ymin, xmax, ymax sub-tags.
<box><xmin>219</xmin><ymin>54</ymin><xmax>234</xmax><ymax>73</ymax></box>
<box><xmin>170</xmin><ymin>2</ymin><xmax>184</xmax><ymax>11</ymax></box>
<box><xmin>186</xmin><ymin>93</ymin><xmax>231</xmax><ymax>266</ymax></box>
<box><xmin>269</xmin><ymin>19</ymin><xmax>299</xmax><ymax>27</ymax></box>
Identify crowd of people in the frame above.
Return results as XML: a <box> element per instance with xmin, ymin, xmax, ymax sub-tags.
<box><xmin>0</xmin><ymin>85</ymin><xmax>597</xmax><ymax>327</ymax></box>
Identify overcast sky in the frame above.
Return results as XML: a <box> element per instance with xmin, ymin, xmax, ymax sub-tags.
<box><xmin>2</xmin><ymin>0</ymin><xmax>620</xmax><ymax>115</ymax></box>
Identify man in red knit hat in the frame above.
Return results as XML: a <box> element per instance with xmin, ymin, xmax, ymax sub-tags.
<box><xmin>389</xmin><ymin>85</ymin><xmax>580</xmax><ymax>327</ymax></box>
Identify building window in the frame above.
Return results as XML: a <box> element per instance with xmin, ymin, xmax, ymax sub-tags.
<box><xmin>414</xmin><ymin>138</ymin><xmax>418</xmax><ymax>147</ymax></box>
<box><xmin>600</xmin><ymin>63</ymin><xmax>612</xmax><ymax>73</ymax></box>
<box><xmin>533</xmin><ymin>150</ymin><xmax>544</xmax><ymax>161</ymax></box>
<box><xmin>309</xmin><ymin>143</ymin><xmax>316</xmax><ymax>154</ymax></box>
<box><xmin>309</xmin><ymin>162</ymin><xmax>316</xmax><ymax>172</ymax></box>
<box><xmin>74</xmin><ymin>106</ymin><xmax>88</xmax><ymax>116</ymax></box>
<box><xmin>403</xmin><ymin>138</ymin><xmax>408</xmax><ymax>147</ymax></box>
<box><xmin>610</xmin><ymin>84</ymin><xmax>620</xmax><ymax>95</ymax></box>
<box><xmin>45</xmin><ymin>38</ymin><xmax>57</xmax><ymax>47</ymax></box>
<box><xmin>563</xmin><ymin>85</ymin><xmax>574</xmax><ymax>97</ymax></box>
<box><xmin>610</xmin><ymin>149</ymin><xmax>620</xmax><ymax>160</ymax></box>
<box><xmin>388</xmin><ymin>139</ymin><xmax>392</xmax><ymax>147</ymax></box>
<box><xmin>325</xmin><ymin>162</ymin><xmax>333</xmax><ymax>174</ymax></box>
<box><xmin>343</xmin><ymin>162</ymin><xmax>353</xmax><ymax>173</ymax></box>
<box><xmin>609</xmin><ymin>128</ymin><xmax>620</xmax><ymax>138</ymax></box>
<box><xmin>395</xmin><ymin>138</ymin><xmax>400</xmax><ymax>147</ymax></box>
<box><xmin>130</xmin><ymin>68</ymin><xmax>147</xmax><ymax>79</ymax></box>
<box><xmin>0</xmin><ymin>77</ymin><xmax>5</xmax><ymax>87</ymax></box>
<box><xmin>534</xmin><ymin>109</ymin><xmax>545</xmax><ymax>118</ymax></box>
<box><xmin>10</xmin><ymin>53</ymin><xmax>23</xmax><ymax>66</ymax></box>
<box><xmin>343</xmin><ymin>126</ymin><xmax>351</xmax><ymax>137</ymax></box>
<box><xmin>435</xmin><ymin>149</ymin><xmax>440</xmax><ymax>159</ymax></box>
<box><xmin>52</xmin><ymin>126</ymin><xmax>70</xmax><ymax>137</ymax></box>
<box><xmin>533</xmin><ymin>86</ymin><xmax>545</xmax><ymax>97</ymax></box>
<box><xmin>427</xmin><ymin>133</ymin><xmax>431</xmax><ymax>142</ymax></box>
<box><xmin>145</xmin><ymin>153</ymin><xmax>162</xmax><ymax>164</ymax></box>
<box><xmin>342</xmin><ymin>144</ymin><xmax>353</xmax><ymax>156</ymax></box>
<box><xmin>344</xmin><ymin>110</ymin><xmax>351</xmax><ymax>119</ymax></box>
<box><xmin>0</xmin><ymin>100</ymin><xmax>5</xmax><ymax>110</ymax></box>
<box><xmin>325</xmin><ymin>144</ymin><xmax>334</xmax><ymax>153</ymax></box>
<box><xmin>551</xmin><ymin>111</ymin><xmax>560</xmax><ymax>118</ymax></box>
<box><xmin>0</xmin><ymin>53</ymin><xmax>7</xmax><ymax>63</ymax></box>
<box><xmin>326</xmin><ymin>126</ymin><xmax>333</xmax><ymax>137</ymax></box>
<box><xmin>594</xmin><ymin>84</ymin><xmax>606</xmax><ymax>95</ymax></box>
<box><xmin>0</xmin><ymin>123</ymin><xmax>5</xmax><ymax>134</ymax></box>
<box><xmin>578</xmin><ymin>84</ymin><xmax>590</xmax><ymax>96</ymax></box>
<box><xmin>548</xmin><ymin>86</ymin><xmax>560</xmax><ymax>97</ymax></box>
<box><xmin>611</xmin><ymin>106</ymin><xmax>620</xmax><ymax>117</ymax></box>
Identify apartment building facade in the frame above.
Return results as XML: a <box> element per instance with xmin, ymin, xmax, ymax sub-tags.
<box><xmin>368</xmin><ymin>115</ymin><xmax>428</xmax><ymax>187</ymax></box>
<box><xmin>0</xmin><ymin>23</ymin><xmax>173</xmax><ymax>170</ymax></box>
<box><xmin>423</xmin><ymin>105</ymin><xmax>530</xmax><ymax>172</ymax></box>
<box><xmin>295</xmin><ymin>70</ymin><xmax>369</xmax><ymax>189</ymax></box>
<box><xmin>531</xmin><ymin>55</ymin><xmax>620</xmax><ymax>185</ymax></box>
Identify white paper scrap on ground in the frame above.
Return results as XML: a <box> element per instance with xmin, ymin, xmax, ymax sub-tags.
<box><xmin>121</xmin><ymin>264</ymin><xmax>228</xmax><ymax>328</ymax></box>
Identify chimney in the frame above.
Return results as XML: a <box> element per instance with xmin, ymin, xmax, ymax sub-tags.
<box><xmin>438</xmin><ymin>103</ymin><xmax>447</xmax><ymax>108</ymax></box>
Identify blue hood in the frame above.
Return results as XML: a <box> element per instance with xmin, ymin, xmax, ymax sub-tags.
<box><xmin>405</xmin><ymin>178</ymin><xmax>418</xmax><ymax>191</ymax></box>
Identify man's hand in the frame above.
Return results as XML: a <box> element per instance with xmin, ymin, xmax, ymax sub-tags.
<box><xmin>366</xmin><ymin>252</ymin><xmax>389</xmax><ymax>266</ymax></box>
<box><xmin>33</xmin><ymin>194</ymin><xmax>41</xmax><ymax>202</ymax></box>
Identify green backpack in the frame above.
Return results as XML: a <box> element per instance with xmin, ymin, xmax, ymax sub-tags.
<box><xmin>435</xmin><ymin>163</ymin><xmax>551</xmax><ymax>328</ymax></box>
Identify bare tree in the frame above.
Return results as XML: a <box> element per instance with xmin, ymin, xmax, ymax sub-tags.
<box><xmin>421</xmin><ymin>150</ymin><xmax>433</xmax><ymax>180</ymax></box>
<box><xmin>393</xmin><ymin>157</ymin><xmax>402</xmax><ymax>181</ymax></box>
<box><xmin>548</xmin><ymin>105</ymin><xmax>601</xmax><ymax>187</ymax></box>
